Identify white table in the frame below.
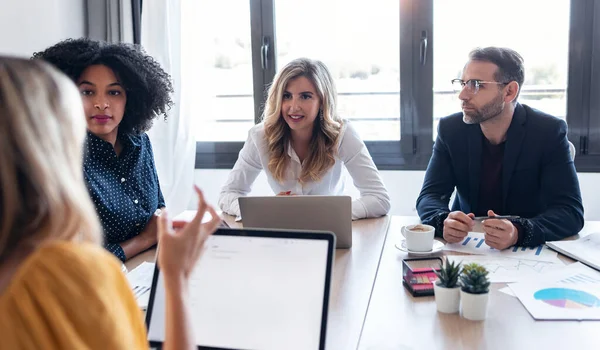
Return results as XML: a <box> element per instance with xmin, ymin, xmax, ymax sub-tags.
<box><xmin>357</xmin><ymin>216</ymin><xmax>600</xmax><ymax>350</ymax></box>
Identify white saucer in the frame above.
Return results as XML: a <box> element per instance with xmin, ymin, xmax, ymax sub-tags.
<box><xmin>395</xmin><ymin>240</ymin><xmax>444</xmax><ymax>255</ymax></box>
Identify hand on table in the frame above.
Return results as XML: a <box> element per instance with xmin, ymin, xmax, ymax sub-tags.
<box><xmin>443</xmin><ymin>211</ymin><xmax>475</xmax><ymax>243</ymax></box>
<box><xmin>482</xmin><ymin>210</ymin><xmax>518</xmax><ymax>250</ymax></box>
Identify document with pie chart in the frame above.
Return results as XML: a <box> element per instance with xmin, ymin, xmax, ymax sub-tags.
<box><xmin>510</xmin><ymin>282</ymin><xmax>600</xmax><ymax>320</ymax></box>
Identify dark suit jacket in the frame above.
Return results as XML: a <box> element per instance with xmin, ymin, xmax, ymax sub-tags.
<box><xmin>416</xmin><ymin>103</ymin><xmax>584</xmax><ymax>247</ymax></box>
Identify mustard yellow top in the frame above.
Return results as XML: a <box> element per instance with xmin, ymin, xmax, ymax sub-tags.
<box><xmin>0</xmin><ymin>241</ymin><xmax>148</xmax><ymax>349</ymax></box>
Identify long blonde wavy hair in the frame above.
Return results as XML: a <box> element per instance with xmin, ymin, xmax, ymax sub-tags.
<box><xmin>263</xmin><ymin>58</ymin><xmax>343</xmax><ymax>183</ymax></box>
<box><xmin>0</xmin><ymin>57</ymin><xmax>101</xmax><ymax>261</ymax></box>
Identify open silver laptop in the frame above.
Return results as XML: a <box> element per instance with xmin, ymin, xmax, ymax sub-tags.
<box><xmin>146</xmin><ymin>227</ymin><xmax>335</xmax><ymax>350</ymax></box>
<box><xmin>238</xmin><ymin>195</ymin><xmax>352</xmax><ymax>248</ymax></box>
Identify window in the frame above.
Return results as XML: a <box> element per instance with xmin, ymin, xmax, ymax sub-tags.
<box><xmin>567</xmin><ymin>0</ymin><xmax>600</xmax><ymax>169</ymax></box>
<box><xmin>433</xmin><ymin>0</ymin><xmax>570</xmax><ymax>140</ymax></box>
<box><xmin>276</xmin><ymin>0</ymin><xmax>400</xmax><ymax>141</ymax></box>
<box><xmin>189</xmin><ymin>0</ymin><xmax>600</xmax><ymax>171</ymax></box>
<box><xmin>181</xmin><ymin>0</ymin><xmax>254</xmax><ymax>142</ymax></box>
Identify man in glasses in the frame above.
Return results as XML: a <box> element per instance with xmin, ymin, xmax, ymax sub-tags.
<box><xmin>416</xmin><ymin>47</ymin><xmax>583</xmax><ymax>250</ymax></box>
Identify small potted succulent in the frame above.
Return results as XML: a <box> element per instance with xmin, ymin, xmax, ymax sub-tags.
<box><xmin>459</xmin><ymin>263</ymin><xmax>491</xmax><ymax>321</ymax></box>
<box><xmin>433</xmin><ymin>260</ymin><xmax>462</xmax><ymax>313</ymax></box>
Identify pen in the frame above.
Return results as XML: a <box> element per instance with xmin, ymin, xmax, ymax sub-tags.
<box><xmin>473</xmin><ymin>215</ymin><xmax>520</xmax><ymax>221</ymax></box>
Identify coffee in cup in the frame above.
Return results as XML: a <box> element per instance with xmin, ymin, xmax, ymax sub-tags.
<box><xmin>407</xmin><ymin>224</ymin><xmax>430</xmax><ymax>232</ymax></box>
<box><xmin>401</xmin><ymin>224</ymin><xmax>435</xmax><ymax>252</ymax></box>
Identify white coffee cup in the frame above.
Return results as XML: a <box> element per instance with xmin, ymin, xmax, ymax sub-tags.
<box><xmin>401</xmin><ymin>224</ymin><xmax>435</xmax><ymax>252</ymax></box>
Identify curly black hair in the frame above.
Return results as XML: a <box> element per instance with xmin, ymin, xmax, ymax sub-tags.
<box><xmin>32</xmin><ymin>38</ymin><xmax>173</xmax><ymax>135</ymax></box>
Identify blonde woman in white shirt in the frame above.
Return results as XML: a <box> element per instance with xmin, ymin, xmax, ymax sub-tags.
<box><xmin>219</xmin><ymin>58</ymin><xmax>390</xmax><ymax>220</ymax></box>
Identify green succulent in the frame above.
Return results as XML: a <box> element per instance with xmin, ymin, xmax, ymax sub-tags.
<box><xmin>460</xmin><ymin>263</ymin><xmax>490</xmax><ymax>294</ymax></box>
<box><xmin>434</xmin><ymin>260</ymin><xmax>462</xmax><ymax>288</ymax></box>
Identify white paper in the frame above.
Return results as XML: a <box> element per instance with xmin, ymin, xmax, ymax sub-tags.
<box><xmin>499</xmin><ymin>286</ymin><xmax>516</xmax><ymax>297</ymax></box>
<box><xmin>173</xmin><ymin>210</ymin><xmax>215</xmax><ymax>223</ymax></box>
<box><xmin>507</xmin><ymin>262</ymin><xmax>600</xmax><ymax>287</ymax></box>
<box><xmin>446</xmin><ymin>255</ymin><xmax>564</xmax><ymax>283</ymax></box>
<box><xmin>508</xmin><ymin>263</ymin><xmax>600</xmax><ymax>320</ymax></box>
<box><xmin>126</xmin><ymin>262</ymin><xmax>156</xmax><ymax>309</ymax></box>
<box><xmin>510</xmin><ymin>282</ymin><xmax>600</xmax><ymax>320</ymax></box>
<box><xmin>443</xmin><ymin>232</ymin><xmax>558</xmax><ymax>262</ymax></box>
<box><xmin>498</xmin><ymin>263</ymin><xmax>600</xmax><ymax>297</ymax></box>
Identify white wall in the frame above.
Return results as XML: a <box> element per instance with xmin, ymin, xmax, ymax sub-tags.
<box><xmin>195</xmin><ymin>170</ymin><xmax>600</xmax><ymax>221</ymax></box>
<box><xmin>0</xmin><ymin>0</ymin><xmax>85</xmax><ymax>56</ymax></box>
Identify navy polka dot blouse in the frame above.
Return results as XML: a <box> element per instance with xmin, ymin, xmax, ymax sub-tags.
<box><xmin>83</xmin><ymin>132</ymin><xmax>165</xmax><ymax>261</ymax></box>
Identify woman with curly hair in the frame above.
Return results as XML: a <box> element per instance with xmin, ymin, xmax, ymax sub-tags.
<box><xmin>219</xmin><ymin>58</ymin><xmax>390</xmax><ymax>220</ymax></box>
<box><xmin>0</xmin><ymin>56</ymin><xmax>220</xmax><ymax>349</ymax></box>
<box><xmin>33</xmin><ymin>38</ymin><xmax>173</xmax><ymax>261</ymax></box>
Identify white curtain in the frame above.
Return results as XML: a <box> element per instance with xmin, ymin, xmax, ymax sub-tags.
<box><xmin>141</xmin><ymin>0</ymin><xmax>195</xmax><ymax>216</ymax></box>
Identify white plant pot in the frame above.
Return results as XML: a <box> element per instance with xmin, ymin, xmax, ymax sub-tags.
<box><xmin>433</xmin><ymin>283</ymin><xmax>461</xmax><ymax>313</ymax></box>
<box><xmin>460</xmin><ymin>290</ymin><xmax>489</xmax><ymax>321</ymax></box>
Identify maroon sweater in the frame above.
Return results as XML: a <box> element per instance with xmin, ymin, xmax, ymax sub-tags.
<box><xmin>476</xmin><ymin>136</ymin><xmax>524</xmax><ymax>241</ymax></box>
<box><xmin>476</xmin><ymin>137</ymin><xmax>505</xmax><ymax>216</ymax></box>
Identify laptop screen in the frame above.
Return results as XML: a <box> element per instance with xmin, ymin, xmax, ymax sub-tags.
<box><xmin>146</xmin><ymin>228</ymin><xmax>335</xmax><ymax>350</ymax></box>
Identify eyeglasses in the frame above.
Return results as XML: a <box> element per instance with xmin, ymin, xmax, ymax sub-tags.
<box><xmin>451</xmin><ymin>79</ymin><xmax>509</xmax><ymax>95</ymax></box>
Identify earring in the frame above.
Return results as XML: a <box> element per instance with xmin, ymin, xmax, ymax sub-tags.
<box><xmin>319</xmin><ymin>108</ymin><xmax>324</xmax><ymax>122</ymax></box>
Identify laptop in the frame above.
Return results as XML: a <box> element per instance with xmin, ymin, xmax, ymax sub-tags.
<box><xmin>145</xmin><ymin>227</ymin><xmax>335</xmax><ymax>350</ymax></box>
<box><xmin>238</xmin><ymin>195</ymin><xmax>352</xmax><ymax>248</ymax></box>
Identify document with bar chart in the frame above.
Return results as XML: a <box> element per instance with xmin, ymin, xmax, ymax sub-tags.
<box><xmin>443</xmin><ymin>232</ymin><xmax>558</xmax><ymax>262</ymax></box>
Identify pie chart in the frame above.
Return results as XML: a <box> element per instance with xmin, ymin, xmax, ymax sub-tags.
<box><xmin>534</xmin><ymin>288</ymin><xmax>600</xmax><ymax>309</ymax></box>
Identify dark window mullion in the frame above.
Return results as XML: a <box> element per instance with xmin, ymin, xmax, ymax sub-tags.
<box><xmin>568</xmin><ymin>0</ymin><xmax>600</xmax><ymax>171</ymax></box>
<box><xmin>399</xmin><ymin>0</ymin><xmax>433</xmax><ymax>162</ymax></box>
<box><xmin>261</xmin><ymin>0</ymin><xmax>276</xmax><ymax>94</ymax></box>
<box><xmin>250</xmin><ymin>0</ymin><xmax>276</xmax><ymax>124</ymax></box>
<box><xmin>586</xmin><ymin>0</ymin><xmax>600</xmax><ymax>156</ymax></box>
<box><xmin>399</xmin><ymin>0</ymin><xmax>417</xmax><ymax>155</ymax></box>
<box><xmin>566</xmin><ymin>0</ymin><xmax>593</xmax><ymax>157</ymax></box>
<box><xmin>413</xmin><ymin>0</ymin><xmax>434</xmax><ymax>161</ymax></box>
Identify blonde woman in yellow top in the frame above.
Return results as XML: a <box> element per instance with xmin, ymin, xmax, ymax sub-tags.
<box><xmin>219</xmin><ymin>58</ymin><xmax>390</xmax><ymax>220</ymax></box>
<box><xmin>0</xmin><ymin>57</ymin><xmax>220</xmax><ymax>349</ymax></box>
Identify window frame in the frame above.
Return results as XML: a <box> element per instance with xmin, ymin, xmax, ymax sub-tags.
<box><xmin>566</xmin><ymin>0</ymin><xmax>600</xmax><ymax>171</ymax></box>
<box><xmin>195</xmin><ymin>0</ymin><xmax>600</xmax><ymax>172</ymax></box>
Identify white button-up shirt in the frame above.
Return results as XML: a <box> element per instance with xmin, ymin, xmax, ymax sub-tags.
<box><xmin>218</xmin><ymin>121</ymin><xmax>391</xmax><ymax>220</ymax></box>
